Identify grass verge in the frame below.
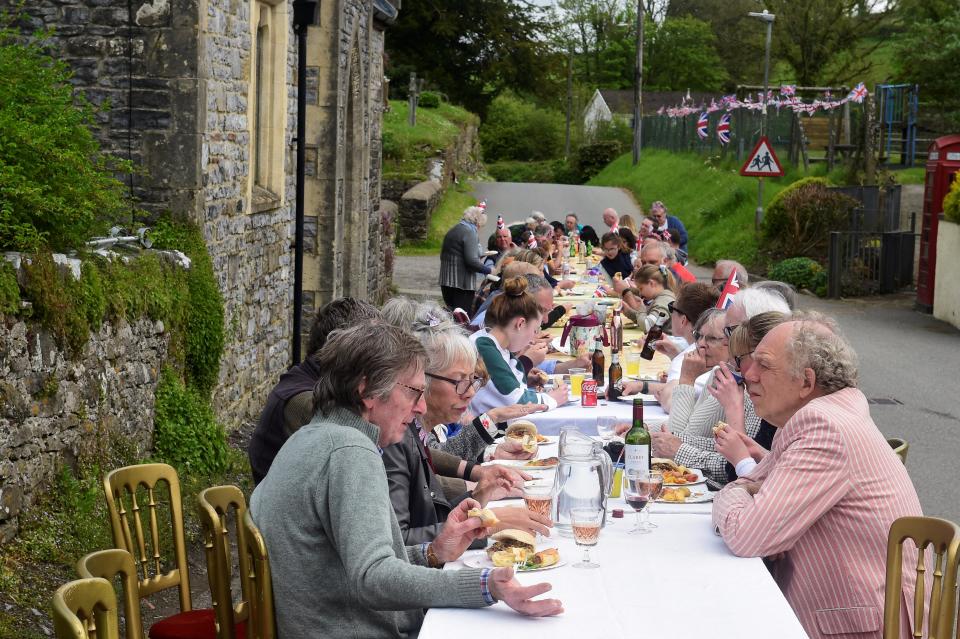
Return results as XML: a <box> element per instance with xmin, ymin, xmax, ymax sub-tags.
<box><xmin>396</xmin><ymin>181</ymin><xmax>478</xmax><ymax>256</ymax></box>
<box><xmin>588</xmin><ymin>149</ymin><xmax>836</xmax><ymax>268</ymax></box>
<box><xmin>383</xmin><ymin>100</ymin><xmax>479</xmax><ymax>181</ymax></box>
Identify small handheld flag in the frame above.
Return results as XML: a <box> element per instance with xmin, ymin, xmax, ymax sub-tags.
<box><xmin>496</xmin><ymin>215</ymin><xmax>504</xmax><ymax>230</ymax></box>
<box><xmin>848</xmin><ymin>82</ymin><xmax>868</xmax><ymax>104</ymax></box>
<box><xmin>716</xmin><ymin>270</ymin><xmax>741</xmax><ymax>309</ymax></box>
<box><xmin>477</xmin><ymin>200</ymin><xmax>487</xmax><ymax>211</ymax></box>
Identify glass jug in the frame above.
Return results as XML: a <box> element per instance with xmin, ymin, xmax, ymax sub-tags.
<box><xmin>552</xmin><ymin>429</ymin><xmax>614</xmax><ymax>535</ymax></box>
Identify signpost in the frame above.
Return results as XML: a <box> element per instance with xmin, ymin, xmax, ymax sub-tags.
<box><xmin>741</xmin><ymin>136</ymin><xmax>784</xmax><ymax>233</ymax></box>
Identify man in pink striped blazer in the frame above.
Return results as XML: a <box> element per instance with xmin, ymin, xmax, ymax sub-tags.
<box><xmin>712</xmin><ymin>317</ymin><xmax>922</xmax><ymax>639</ymax></box>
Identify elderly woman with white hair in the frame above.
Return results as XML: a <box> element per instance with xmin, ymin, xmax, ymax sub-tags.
<box><xmin>440</xmin><ymin>205</ymin><xmax>491</xmax><ymax>312</ymax></box>
<box><xmin>381</xmin><ymin>302</ymin><xmax>553</xmax><ymax>544</ymax></box>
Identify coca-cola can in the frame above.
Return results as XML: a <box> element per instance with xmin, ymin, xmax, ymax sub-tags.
<box><xmin>581</xmin><ymin>379</ymin><xmax>598</xmax><ymax>407</ymax></box>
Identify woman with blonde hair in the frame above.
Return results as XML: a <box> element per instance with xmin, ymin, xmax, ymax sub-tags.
<box><xmin>470</xmin><ymin>277</ymin><xmax>569</xmax><ymax>413</ymax></box>
<box><xmin>621</xmin><ymin>264</ymin><xmax>677</xmax><ymax>332</ymax></box>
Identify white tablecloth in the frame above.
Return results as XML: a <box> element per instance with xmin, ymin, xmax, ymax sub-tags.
<box><xmin>524</xmin><ymin>400</ymin><xmax>669</xmax><ymax>435</ymax></box>
<box><xmin>420</xmin><ymin>504</ymin><xmax>808</xmax><ymax>639</ymax></box>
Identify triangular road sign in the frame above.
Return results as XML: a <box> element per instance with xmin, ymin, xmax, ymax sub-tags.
<box><xmin>740</xmin><ymin>136</ymin><xmax>784</xmax><ymax>177</ymax></box>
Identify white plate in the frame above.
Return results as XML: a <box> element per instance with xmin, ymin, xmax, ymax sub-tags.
<box><xmin>615</xmin><ymin>393</ymin><xmax>658</xmax><ymax>404</ymax></box>
<box><xmin>483</xmin><ymin>459</ymin><xmax>558</xmax><ymax>471</ymax></box>
<box><xmin>483</xmin><ymin>250</ymin><xmax>498</xmax><ymax>256</ymax></box>
<box><xmin>656</xmin><ymin>490</ymin><xmax>714</xmax><ymax>504</ymax></box>
<box><xmin>462</xmin><ymin>549</ymin><xmax>566</xmax><ymax>573</ymax></box>
<box><xmin>660</xmin><ymin>468</ymin><xmax>707</xmax><ymax>488</ymax></box>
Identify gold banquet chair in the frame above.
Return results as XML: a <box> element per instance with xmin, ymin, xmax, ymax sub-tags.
<box><xmin>196</xmin><ymin>486</ymin><xmax>251</xmax><ymax>639</ymax></box>
<box><xmin>52</xmin><ymin>577</ymin><xmax>122</xmax><ymax>639</ymax></box>
<box><xmin>239</xmin><ymin>511</ymin><xmax>275</xmax><ymax>639</ymax></box>
<box><xmin>883</xmin><ymin>516</ymin><xmax>960</xmax><ymax>639</ymax></box>
<box><xmin>76</xmin><ymin>549</ymin><xmax>144</xmax><ymax>639</ymax></box>
<box><xmin>887</xmin><ymin>437</ymin><xmax>909</xmax><ymax>464</ymax></box>
<box><xmin>102</xmin><ymin>463</ymin><xmax>218</xmax><ymax>639</ymax></box>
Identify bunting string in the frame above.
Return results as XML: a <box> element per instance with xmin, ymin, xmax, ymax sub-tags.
<box><xmin>656</xmin><ymin>83</ymin><xmax>868</xmax><ymax>119</ymax></box>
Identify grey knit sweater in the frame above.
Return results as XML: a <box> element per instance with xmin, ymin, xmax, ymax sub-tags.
<box><xmin>250</xmin><ymin>407</ymin><xmax>490</xmax><ymax>639</ymax></box>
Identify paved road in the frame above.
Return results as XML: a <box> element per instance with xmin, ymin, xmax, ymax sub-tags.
<box><xmin>395</xmin><ymin>181</ymin><xmax>960</xmax><ymax>525</ymax></box>
<box><xmin>471</xmin><ymin>181</ymin><xmax>641</xmax><ymax>231</ymax></box>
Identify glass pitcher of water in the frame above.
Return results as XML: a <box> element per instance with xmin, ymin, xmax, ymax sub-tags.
<box><xmin>552</xmin><ymin>429</ymin><xmax>613</xmax><ymax>536</ymax></box>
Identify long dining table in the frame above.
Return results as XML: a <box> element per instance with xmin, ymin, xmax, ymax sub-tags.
<box><xmin>420</xmin><ymin>440</ymin><xmax>810</xmax><ymax>639</ymax></box>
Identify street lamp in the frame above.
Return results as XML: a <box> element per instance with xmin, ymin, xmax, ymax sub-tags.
<box><xmin>632</xmin><ymin>0</ymin><xmax>644</xmax><ymax>165</ymax></box>
<box><xmin>747</xmin><ymin>9</ymin><xmax>775</xmax><ymax>230</ymax></box>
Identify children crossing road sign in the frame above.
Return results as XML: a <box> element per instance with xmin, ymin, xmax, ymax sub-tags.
<box><xmin>740</xmin><ymin>136</ymin><xmax>784</xmax><ymax>177</ymax></box>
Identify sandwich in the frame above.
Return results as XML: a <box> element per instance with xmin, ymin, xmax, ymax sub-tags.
<box><xmin>528</xmin><ymin>370</ymin><xmax>550</xmax><ymax>388</ymax></box>
<box><xmin>528</xmin><ymin>547</ymin><xmax>560</xmax><ymax>569</ymax></box>
<box><xmin>505</xmin><ymin>421</ymin><xmax>540</xmax><ymax>453</ymax></box>
<box><xmin>467</xmin><ymin>508</ymin><xmax>500</xmax><ymax>528</ymax></box>
<box><xmin>712</xmin><ymin>421</ymin><xmax>728</xmax><ymax>436</ymax></box>
<box><xmin>486</xmin><ymin>529</ymin><xmax>535</xmax><ymax>565</ymax></box>
<box><xmin>651</xmin><ymin>457</ymin><xmax>681</xmax><ymax>473</ymax></box>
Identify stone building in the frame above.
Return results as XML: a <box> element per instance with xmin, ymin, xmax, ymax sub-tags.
<box><xmin>10</xmin><ymin>0</ymin><xmax>399</xmax><ymax>425</ymax></box>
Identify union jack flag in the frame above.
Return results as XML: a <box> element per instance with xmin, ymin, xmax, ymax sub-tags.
<box><xmin>780</xmin><ymin>85</ymin><xmax>796</xmax><ymax>96</ymax></box>
<box><xmin>716</xmin><ymin>270</ymin><xmax>741</xmax><ymax>309</ymax></box>
<box><xmin>696</xmin><ymin>112</ymin><xmax>709</xmax><ymax>140</ymax></box>
<box><xmin>848</xmin><ymin>82</ymin><xmax>868</xmax><ymax>103</ymax></box>
<box><xmin>526</xmin><ymin>235</ymin><xmax>537</xmax><ymax>249</ymax></box>
<box><xmin>496</xmin><ymin>215</ymin><xmax>504</xmax><ymax>230</ymax></box>
<box><xmin>477</xmin><ymin>200</ymin><xmax>487</xmax><ymax>211</ymax></box>
<box><xmin>717</xmin><ymin>112</ymin><xmax>731</xmax><ymax>145</ymax></box>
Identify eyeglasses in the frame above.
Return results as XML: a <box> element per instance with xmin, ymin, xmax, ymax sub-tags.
<box><xmin>425</xmin><ymin>373</ymin><xmax>484</xmax><ymax>396</ymax></box>
<box><xmin>733</xmin><ymin>349</ymin><xmax>755</xmax><ymax>371</ymax></box>
<box><xmin>396</xmin><ymin>381</ymin><xmax>426</xmax><ymax>404</ymax></box>
<box><xmin>692</xmin><ymin>330</ymin><xmax>726</xmax><ymax>345</ymax></box>
<box><xmin>723</xmin><ymin>324</ymin><xmax>740</xmax><ymax>338</ymax></box>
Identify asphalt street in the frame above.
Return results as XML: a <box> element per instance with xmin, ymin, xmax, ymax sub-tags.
<box><xmin>395</xmin><ymin>181</ymin><xmax>960</xmax><ymax>524</ymax></box>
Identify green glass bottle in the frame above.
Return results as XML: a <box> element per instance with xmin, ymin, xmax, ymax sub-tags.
<box><xmin>624</xmin><ymin>398</ymin><xmax>651</xmax><ymax>474</ymax></box>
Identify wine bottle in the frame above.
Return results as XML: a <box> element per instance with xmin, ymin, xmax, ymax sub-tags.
<box><xmin>607</xmin><ymin>349</ymin><xmax>623</xmax><ymax>401</ymax></box>
<box><xmin>624</xmin><ymin>398</ymin><xmax>651</xmax><ymax>474</ymax></box>
<box><xmin>591</xmin><ymin>336</ymin><xmax>605</xmax><ymax>387</ymax></box>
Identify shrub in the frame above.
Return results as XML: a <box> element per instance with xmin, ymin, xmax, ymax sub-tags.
<box><xmin>479</xmin><ymin>92</ymin><xmax>565</xmax><ymax>162</ymax></box>
<box><xmin>0</xmin><ymin>26</ymin><xmax>135</xmax><ymax>252</ymax></box>
<box><xmin>944</xmin><ymin>175</ymin><xmax>960</xmax><ymax>224</ymax></box>
<box><xmin>0</xmin><ymin>259</ymin><xmax>18</xmax><ymax>315</ymax></box>
<box><xmin>768</xmin><ymin>257</ymin><xmax>826</xmax><ymax>294</ymax></box>
<box><xmin>760</xmin><ymin>177</ymin><xmax>859</xmax><ymax>263</ymax></box>
<box><xmin>153</xmin><ymin>367</ymin><xmax>228</xmax><ymax>475</ymax></box>
<box><xmin>418</xmin><ymin>91</ymin><xmax>441</xmax><ymax>108</ymax></box>
<box><xmin>575</xmin><ymin>141</ymin><xmax>623</xmax><ymax>182</ymax></box>
<box><xmin>486</xmin><ymin>160</ymin><xmax>581</xmax><ymax>184</ymax></box>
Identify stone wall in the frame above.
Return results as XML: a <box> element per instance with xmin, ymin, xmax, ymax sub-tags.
<box><xmin>199</xmin><ymin>0</ymin><xmax>297</xmax><ymax>424</ymax></box>
<box><xmin>10</xmin><ymin>0</ymin><xmax>205</xmax><ymax>215</ymax></box>
<box><xmin>398</xmin><ymin>181</ymin><xmax>443</xmax><ymax>242</ymax></box>
<box><xmin>0</xmin><ymin>318</ymin><xmax>169</xmax><ymax>543</ymax></box>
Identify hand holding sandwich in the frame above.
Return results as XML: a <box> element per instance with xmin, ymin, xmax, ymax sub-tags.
<box><xmin>430</xmin><ymin>499</ymin><xmax>491</xmax><ymax>564</ymax></box>
<box><xmin>489</xmin><ymin>568</ymin><xmax>564</xmax><ymax>617</ymax></box>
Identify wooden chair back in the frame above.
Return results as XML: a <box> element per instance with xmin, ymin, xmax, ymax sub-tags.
<box><xmin>240</xmin><ymin>511</ymin><xmax>276</xmax><ymax>639</ymax></box>
<box><xmin>883</xmin><ymin>516</ymin><xmax>960</xmax><ymax>639</ymax></box>
<box><xmin>197</xmin><ymin>485</ymin><xmax>252</xmax><ymax>639</ymax></box>
<box><xmin>887</xmin><ymin>437</ymin><xmax>909</xmax><ymax>464</ymax></box>
<box><xmin>102</xmin><ymin>463</ymin><xmax>191</xmax><ymax>611</ymax></box>
<box><xmin>52</xmin><ymin>577</ymin><xmax>121</xmax><ymax>639</ymax></box>
<box><xmin>76</xmin><ymin>549</ymin><xmax>144</xmax><ymax>639</ymax></box>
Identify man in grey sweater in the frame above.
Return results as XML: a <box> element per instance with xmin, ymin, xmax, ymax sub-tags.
<box><xmin>250</xmin><ymin>323</ymin><xmax>563</xmax><ymax>638</ymax></box>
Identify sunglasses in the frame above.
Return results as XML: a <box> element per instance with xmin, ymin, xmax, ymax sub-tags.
<box><xmin>667</xmin><ymin>301</ymin><xmax>690</xmax><ymax>320</ymax></box>
<box><xmin>425</xmin><ymin>372</ymin><xmax>484</xmax><ymax>396</ymax></box>
<box><xmin>723</xmin><ymin>324</ymin><xmax>740</xmax><ymax>338</ymax></box>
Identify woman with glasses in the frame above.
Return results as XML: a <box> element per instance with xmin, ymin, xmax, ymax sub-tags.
<box><xmin>470</xmin><ymin>277</ymin><xmax>569</xmax><ymax>414</ymax></box>
<box><xmin>382</xmin><ymin>303</ymin><xmax>553</xmax><ymax>544</ymax></box>
<box><xmin>598</xmin><ymin>231</ymin><xmax>634</xmax><ymax>286</ymax></box>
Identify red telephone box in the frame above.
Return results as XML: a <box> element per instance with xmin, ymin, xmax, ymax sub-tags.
<box><xmin>916</xmin><ymin>134</ymin><xmax>960</xmax><ymax>313</ymax></box>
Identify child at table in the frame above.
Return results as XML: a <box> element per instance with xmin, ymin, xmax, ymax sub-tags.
<box><xmin>598</xmin><ymin>232</ymin><xmax>633</xmax><ymax>288</ymax></box>
<box><xmin>622</xmin><ymin>264</ymin><xmax>676</xmax><ymax>332</ymax></box>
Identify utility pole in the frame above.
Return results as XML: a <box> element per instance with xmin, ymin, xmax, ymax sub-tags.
<box><xmin>408</xmin><ymin>72</ymin><xmax>419</xmax><ymax>126</ymax></box>
<box><xmin>565</xmin><ymin>42</ymin><xmax>573</xmax><ymax>159</ymax></box>
<box><xmin>748</xmin><ymin>9</ymin><xmax>775</xmax><ymax>230</ymax></box>
<box><xmin>632</xmin><ymin>0</ymin><xmax>644</xmax><ymax>165</ymax></box>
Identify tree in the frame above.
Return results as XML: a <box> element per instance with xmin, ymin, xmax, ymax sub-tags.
<box><xmin>646</xmin><ymin>17</ymin><xmax>730</xmax><ymax>91</ymax></box>
<box><xmin>666</xmin><ymin>0</ymin><xmax>766</xmax><ymax>87</ymax></box>
<box><xmin>386</xmin><ymin>1</ymin><xmax>560</xmax><ymax>116</ymax></box>
<box><xmin>479</xmin><ymin>92</ymin><xmax>566</xmax><ymax>162</ymax></box>
<box><xmin>763</xmin><ymin>0</ymin><xmax>893</xmax><ymax>86</ymax></box>
<box><xmin>894</xmin><ymin>5</ymin><xmax>960</xmax><ymax>119</ymax></box>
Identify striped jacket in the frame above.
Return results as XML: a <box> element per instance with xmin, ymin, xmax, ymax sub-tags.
<box><xmin>439</xmin><ymin>221</ymin><xmax>488</xmax><ymax>290</ymax></box>
<box><xmin>712</xmin><ymin>387</ymin><xmax>922</xmax><ymax>639</ymax></box>
<box><xmin>468</xmin><ymin>329</ymin><xmax>557</xmax><ymax>414</ymax></box>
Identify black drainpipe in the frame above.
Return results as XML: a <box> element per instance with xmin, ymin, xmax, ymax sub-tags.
<box><xmin>291</xmin><ymin>0</ymin><xmax>319</xmax><ymax>364</ymax></box>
